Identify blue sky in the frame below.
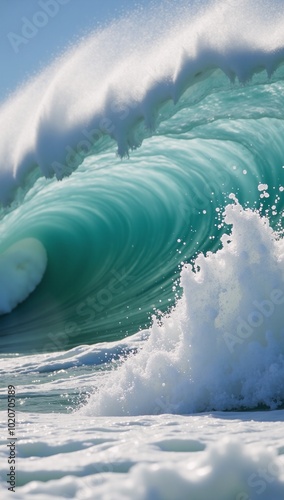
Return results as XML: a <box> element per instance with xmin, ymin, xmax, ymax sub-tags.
<box><xmin>0</xmin><ymin>0</ymin><xmax>144</xmax><ymax>103</ymax></box>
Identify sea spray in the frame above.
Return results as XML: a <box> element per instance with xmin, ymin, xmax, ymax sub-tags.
<box><xmin>1</xmin><ymin>0</ymin><xmax>284</xmax><ymax>204</ymax></box>
<box><xmin>83</xmin><ymin>199</ymin><xmax>284</xmax><ymax>415</ymax></box>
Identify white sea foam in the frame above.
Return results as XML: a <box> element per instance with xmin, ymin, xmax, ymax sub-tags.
<box><xmin>0</xmin><ymin>238</ymin><xmax>47</xmax><ymax>314</ymax></box>
<box><xmin>0</xmin><ymin>0</ymin><xmax>284</xmax><ymax>204</ymax></box>
<box><xmin>82</xmin><ymin>200</ymin><xmax>284</xmax><ymax>415</ymax></box>
<box><xmin>1</xmin><ymin>410</ymin><xmax>284</xmax><ymax>499</ymax></box>
<box><xmin>1</xmin><ymin>2</ymin><xmax>284</xmax><ymax>498</ymax></box>
<box><xmin>0</xmin><ymin>331</ymin><xmax>146</xmax><ymax>374</ymax></box>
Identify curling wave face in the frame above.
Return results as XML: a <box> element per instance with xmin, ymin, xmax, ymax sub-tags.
<box><xmin>0</xmin><ymin>0</ymin><xmax>284</xmax><ymax>377</ymax></box>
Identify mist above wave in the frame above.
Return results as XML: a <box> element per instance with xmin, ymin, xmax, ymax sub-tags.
<box><xmin>1</xmin><ymin>0</ymin><xmax>284</xmax><ymax>204</ymax></box>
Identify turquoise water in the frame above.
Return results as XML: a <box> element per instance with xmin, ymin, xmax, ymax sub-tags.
<box><xmin>1</xmin><ymin>70</ymin><xmax>284</xmax><ymax>353</ymax></box>
<box><xmin>1</xmin><ymin>4</ymin><xmax>284</xmax><ymax>499</ymax></box>
<box><xmin>0</xmin><ymin>0</ymin><xmax>284</xmax><ymax>415</ymax></box>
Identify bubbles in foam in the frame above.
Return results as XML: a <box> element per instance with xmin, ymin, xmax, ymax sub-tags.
<box><xmin>82</xmin><ymin>200</ymin><xmax>284</xmax><ymax>416</ymax></box>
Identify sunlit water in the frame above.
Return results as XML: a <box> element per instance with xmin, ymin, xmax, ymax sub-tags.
<box><xmin>1</xmin><ymin>1</ymin><xmax>284</xmax><ymax>497</ymax></box>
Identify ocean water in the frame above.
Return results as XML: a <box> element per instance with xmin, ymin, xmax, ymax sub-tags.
<box><xmin>1</xmin><ymin>0</ymin><xmax>284</xmax><ymax>497</ymax></box>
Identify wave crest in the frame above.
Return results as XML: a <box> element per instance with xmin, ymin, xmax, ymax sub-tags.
<box><xmin>1</xmin><ymin>0</ymin><xmax>284</xmax><ymax>204</ymax></box>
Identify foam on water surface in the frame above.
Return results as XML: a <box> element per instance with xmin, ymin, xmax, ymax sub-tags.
<box><xmin>82</xmin><ymin>200</ymin><xmax>284</xmax><ymax>415</ymax></box>
<box><xmin>1</xmin><ymin>410</ymin><xmax>284</xmax><ymax>500</ymax></box>
<box><xmin>1</xmin><ymin>0</ymin><xmax>284</xmax><ymax>351</ymax></box>
<box><xmin>0</xmin><ymin>1</ymin><xmax>284</xmax><ymax>497</ymax></box>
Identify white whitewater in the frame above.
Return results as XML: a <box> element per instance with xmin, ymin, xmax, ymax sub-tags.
<box><xmin>0</xmin><ymin>238</ymin><xmax>47</xmax><ymax>314</ymax></box>
<box><xmin>0</xmin><ymin>0</ymin><xmax>284</xmax><ymax>204</ymax></box>
<box><xmin>83</xmin><ymin>199</ymin><xmax>284</xmax><ymax>415</ymax></box>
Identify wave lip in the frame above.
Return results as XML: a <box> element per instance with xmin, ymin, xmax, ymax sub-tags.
<box><xmin>1</xmin><ymin>1</ymin><xmax>284</xmax><ymax>204</ymax></box>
